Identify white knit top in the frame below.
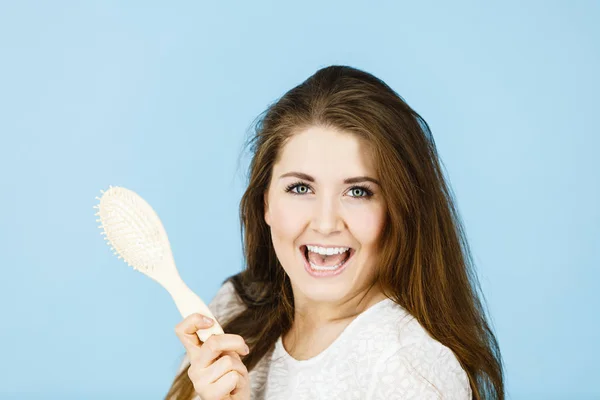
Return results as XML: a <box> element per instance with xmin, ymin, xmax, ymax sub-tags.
<box><xmin>176</xmin><ymin>280</ymin><xmax>472</xmax><ymax>399</ymax></box>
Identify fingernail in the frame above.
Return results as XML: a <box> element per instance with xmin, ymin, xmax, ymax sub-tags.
<box><xmin>244</xmin><ymin>345</ymin><xmax>250</xmax><ymax>354</ymax></box>
<box><xmin>203</xmin><ymin>316</ymin><xmax>214</xmax><ymax>325</ymax></box>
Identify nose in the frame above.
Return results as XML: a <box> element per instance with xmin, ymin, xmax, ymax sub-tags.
<box><xmin>309</xmin><ymin>194</ymin><xmax>344</xmax><ymax>235</ymax></box>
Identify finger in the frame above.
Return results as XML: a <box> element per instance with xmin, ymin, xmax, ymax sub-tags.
<box><xmin>187</xmin><ymin>351</ymin><xmax>248</xmax><ymax>398</ymax></box>
<box><xmin>192</xmin><ymin>334</ymin><xmax>249</xmax><ymax>368</ymax></box>
<box><xmin>204</xmin><ymin>371</ymin><xmax>243</xmax><ymax>400</ymax></box>
<box><xmin>219</xmin><ymin>350</ymin><xmax>247</xmax><ymax>391</ymax></box>
<box><xmin>206</xmin><ymin>352</ymin><xmax>249</xmax><ymax>385</ymax></box>
<box><xmin>174</xmin><ymin>313</ymin><xmax>215</xmax><ymax>353</ymax></box>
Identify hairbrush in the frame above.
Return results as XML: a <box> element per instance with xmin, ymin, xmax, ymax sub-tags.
<box><xmin>93</xmin><ymin>185</ymin><xmax>224</xmax><ymax>342</ymax></box>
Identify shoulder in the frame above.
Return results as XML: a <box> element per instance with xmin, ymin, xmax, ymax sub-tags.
<box><xmin>207</xmin><ymin>279</ymin><xmax>246</xmax><ymax>325</ymax></box>
<box><xmin>362</xmin><ymin>302</ymin><xmax>472</xmax><ymax>399</ymax></box>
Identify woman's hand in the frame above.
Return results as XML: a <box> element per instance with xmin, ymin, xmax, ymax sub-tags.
<box><xmin>175</xmin><ymin>313</ymin><xmax>251</xmax><ymax>400</ymax></box>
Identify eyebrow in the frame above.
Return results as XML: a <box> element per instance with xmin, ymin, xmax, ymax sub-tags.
<box><xmin>279</xmin><ymin>171</ymin><xmax>380</xmax><ymax>186</ymax></box>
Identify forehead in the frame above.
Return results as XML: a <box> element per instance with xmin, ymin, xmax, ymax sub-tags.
<box><xmin>274</xmin><ymin>125</ymin><xmax>377</xmax><ymax>179</ymax></box>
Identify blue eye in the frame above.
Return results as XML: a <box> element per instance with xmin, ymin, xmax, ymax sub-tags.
<box><xmin>348</xmin><ymin>187</ymin><xmax>370</xmax><ymax>198</ymax></box>
<box><xmin>290</xmin><ymin>184</ymin><xmax>311</xmax><ymax>194</ymax></box>
<box><xmin>284</xmin><ymin>181</ymin><xmax>374</xmax><ymax>199</ymax></box>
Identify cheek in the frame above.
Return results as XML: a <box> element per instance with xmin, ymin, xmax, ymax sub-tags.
<box><xmin>268</xmin><ymin>198</ymin><xmax>307</xmax><ymax>239</ymax></box>
<box><xmin>349</xmin><ymin>207</ymin><xmax>385</xmax><ymax>245</ymax></box>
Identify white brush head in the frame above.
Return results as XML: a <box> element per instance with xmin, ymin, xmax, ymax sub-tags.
<box><xmin>95</xmin><ymin>186</ymin><xmax>177</xmax><ymax>283</ymax></box>
<box><xmin>93</xmin><ymin>185</ymin><xmax>224</xmax><ymax>341</ymax></box>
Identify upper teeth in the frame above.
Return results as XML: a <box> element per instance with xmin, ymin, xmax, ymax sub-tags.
<box><xmin>306</xmin><ymin>245</ymin><xmax>350</xmax><ymax>256</ymax></box>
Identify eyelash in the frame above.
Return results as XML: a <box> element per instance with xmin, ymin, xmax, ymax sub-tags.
<box><xmin>284</xmin><ymin>180</ymin><xmax>375</xmax><ymax>199</ymax></box>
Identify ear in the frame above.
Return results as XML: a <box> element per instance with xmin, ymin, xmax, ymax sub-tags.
<box><xmin>264</xmin><ymin>192</ymin><xmax>271</xmax><ymax>226</ymax></box>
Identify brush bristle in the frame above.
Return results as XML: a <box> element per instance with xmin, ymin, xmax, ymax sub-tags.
<box><xmin>95</xmin><ymin>186</ymin><xmax>172</xmax><ymax>275</ymax></box>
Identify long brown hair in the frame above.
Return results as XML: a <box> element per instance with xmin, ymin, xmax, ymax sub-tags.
<box><xmin>165</xmin><ymin>65</ymin><xmax>504</xmax><ymax>399</ymax></box>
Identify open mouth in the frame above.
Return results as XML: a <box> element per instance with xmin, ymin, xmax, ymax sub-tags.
<box><xmin>300</xmin><ymin>245</ymin><xmax>355</xmax><ymax>271</ymax></box>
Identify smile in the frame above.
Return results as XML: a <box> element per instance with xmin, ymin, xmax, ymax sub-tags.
<box><xmin>299</xmin><ymin>245</ymin><xmax>356</xmax><ymax>276</ymax></box>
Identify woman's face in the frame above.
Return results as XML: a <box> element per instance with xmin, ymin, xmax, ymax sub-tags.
<box><xmin>264</xmin><ymin>125</ymin><xmax>387</xmax><ymax>308</ymax></box>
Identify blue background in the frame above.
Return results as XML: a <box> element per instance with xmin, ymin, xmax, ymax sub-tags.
<box><xmin>0</xmin><ymin>1</ymin><xmax>598</xmax><ymax>399</ymax></box>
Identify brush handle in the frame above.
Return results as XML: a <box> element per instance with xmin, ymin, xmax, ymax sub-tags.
<box><xmin>166</xmin><ymin>278</ymin><xmax>225</xmax><ymax>342</ymax></box>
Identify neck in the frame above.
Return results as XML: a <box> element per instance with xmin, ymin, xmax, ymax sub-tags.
<box><xmin>281</xmin><ymin>284</ymin><xmax>388</xmax><ymax>359</ymax></box>
<box><xmin>290</xmin><ymin>283</ymin><xmax>388</xmax><ymax>335</ymax></box>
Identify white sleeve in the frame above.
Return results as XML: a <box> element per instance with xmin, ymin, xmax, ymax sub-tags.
<box><xmin>205</xmin><ymin>280</ymin><xmax>240</xmax><ymax>324</ymax></box>
<box><xmin>367</xmin><ymin>344</ymin><xmax>472</xmax><ymax>400</ymax></box>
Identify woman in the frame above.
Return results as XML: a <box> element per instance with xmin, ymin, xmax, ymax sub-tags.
<box><xmin>165</xmin><ymin>65</ymin><xmax>504</xmax><ymax>399</ymax></box>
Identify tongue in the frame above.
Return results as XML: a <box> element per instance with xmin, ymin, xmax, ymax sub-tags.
<box><xmin>307</xmin><ymin>251</ymin><xmax>348</xmax><ymax>267</ymax></box>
